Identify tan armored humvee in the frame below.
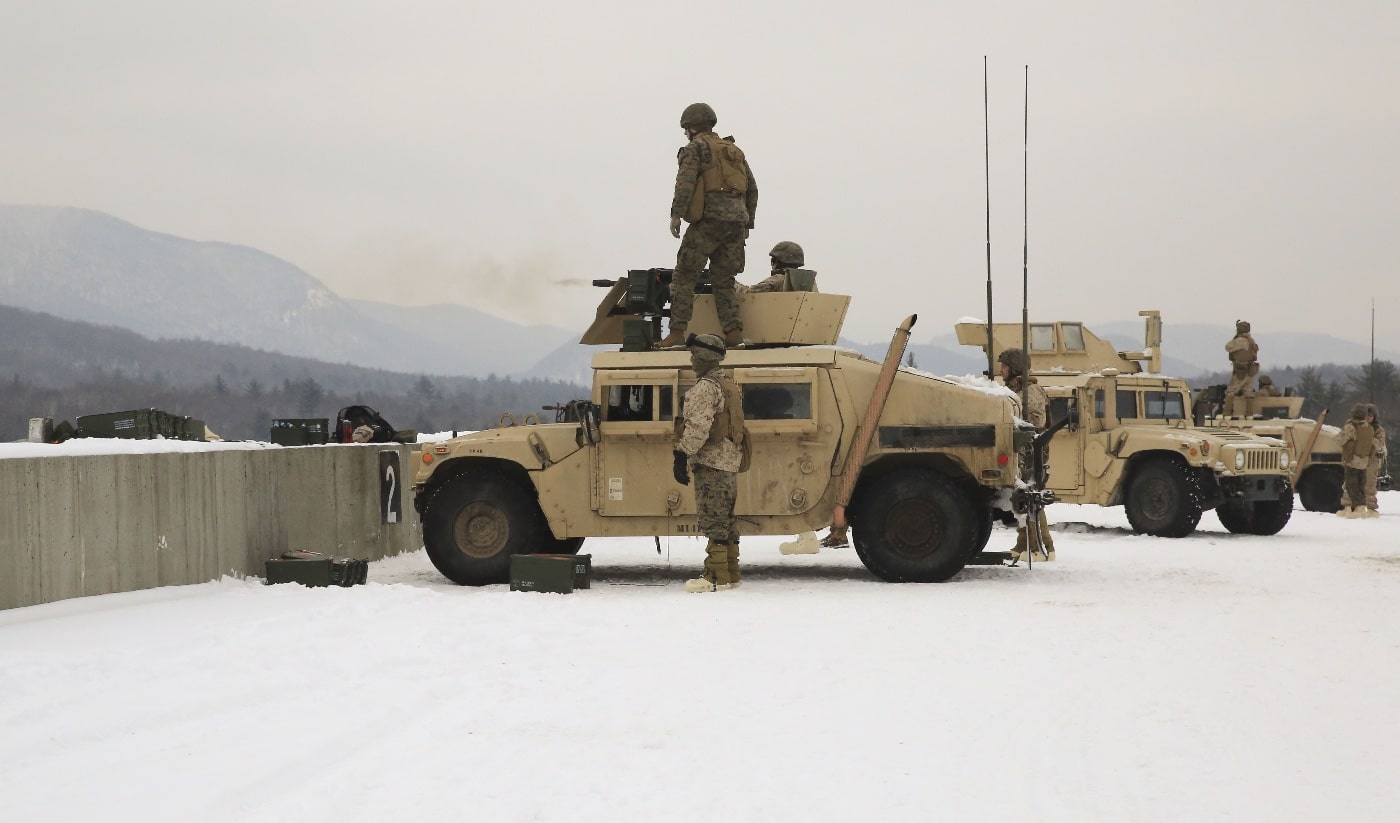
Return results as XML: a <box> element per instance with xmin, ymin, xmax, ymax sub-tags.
<box><xmin>956</xmin><ymin>311</ymin><xmax>1295</xmax><ymax>537</ymax></box>
<box><xmin>1189</xmin><ymin>381</ymin><xmax>1347</xmax><ymax>513</ymax></box>
<box><xmin>411</xmin><ymin>276</ymin><xmax>1037</xmax><ymax>586</ymax></box>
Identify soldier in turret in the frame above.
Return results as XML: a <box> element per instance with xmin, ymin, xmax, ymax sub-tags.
<box><xmin>736</xmin><ymin>241</ymin><xmax>819</xmax><ymax>294</ymax></box>
<box><xmin>1224</xmin><ymin>320</ymin><xmax>1260</xmax><ymax>415</ymax></box>
<box><xmin>1000</xmin><ymin>348</ymin><xmax>1055</xmax><ymax>562</ymax></box>
<box><xmin>1257</xmin><ymin>375</ymin><xmax>1282</xmax><ymax>397</ymax></box>
<box><xmin>660</xmin><ymin>103</ymin><xmax>759</xmax><ymax>350</ymax></box>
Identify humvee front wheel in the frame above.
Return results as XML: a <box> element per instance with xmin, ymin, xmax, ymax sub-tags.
<box><xmin>850</xmin><ymin>469</ymin><xmax>976</xmax><ymax>582</ymax></box>
<box><xmin>1124</xmin><ymin>458</ymin><xmax>1203</xmax><ymax>538</ymax></box>
<box><xmin>1216</xmin><ymin>492</ymin><xmax>1294</xmax><ymax>536</ymax></box>
<box><xmin>1298</xmin><ymin>465</ymin><xmax>1343</xmax><ymax>512</ymax></box>
<box><xmin>422</xmin><ymin>471</ymin><xmax>544</xmax><ymax>585</ymax></box>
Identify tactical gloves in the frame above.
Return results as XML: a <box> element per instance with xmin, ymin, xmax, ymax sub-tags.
<box><xmin>672</xmin><ymin>450</ymin><xmax>691</xmax><ymax>485</ymax></box>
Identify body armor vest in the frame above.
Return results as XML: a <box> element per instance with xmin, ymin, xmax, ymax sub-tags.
<box><xmin>685</xmin><ymin>133</ymin><xmax>749</xmax><ymax>223</ymax></box>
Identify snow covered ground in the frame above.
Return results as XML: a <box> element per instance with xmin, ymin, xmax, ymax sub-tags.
<box><xmin>3</xmin><ymin>501</ymin><xmax>1398</xmax><ymax>822</ymax></box>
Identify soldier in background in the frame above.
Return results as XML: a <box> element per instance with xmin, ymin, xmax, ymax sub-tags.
<box><xmin>1257</xmin><ymin>375</ymin><xmax>1282</xmax><ymax>397</ymax></box>
<box><xmin>736</xmin><ymin>241</ymin><xmax>819</xmax><ymax>294</ymax></box>
<box><xmin>1000</xmin><ymin>348</ymin><xmax>1055</xmax><ymax>563</ymax></box>
<box><xmin>673</xmin><ymin>333</ymin><xmax>748</xmax><ymax>592</ymax></box>
<box><xmin>660</xmin><ymin>103</ymin><xmax>759</xmax><ymax>350</ymax></box>
<box><xmin>1344</xmin><ymin>403</ymin><xmax>1387</xmax><ymax>515</ymax></box>
<box><xmin>1223</xmin><ymin>320</ymin><xmax>1260</xmax><ymax>416</ymax></box>
<box><xmin>1336</xmin><ymin>403</ymin><xmax>1377</xmax><ymax>518</ymax></box>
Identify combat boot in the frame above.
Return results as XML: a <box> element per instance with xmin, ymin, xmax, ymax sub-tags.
<box><xmin>723</xmin><ymin>327</ymin><xmax>745</xmax><ymax>349</ymax></box>
<box><xmin>657</xmin><ymin>323</ymin><xmax>687</xmax><ymax>349</ymax></box>
<box><xmin>819</xmin><ymin>525</ymin><xmax>849</xmax><ymax>549</ymax></box>
<box><xmin>1363</xmin><ymin>508</ymin><xmax>1381</xmax><ymax>518</ymax></box>
<box><xmin>684</xmin><ymin>540</ymin><xmax>734</xmax><ymax>593</ymax></box>
<box><xmin>725</xmin><ymin>540</ymin><xmax>741</xmax><ymax>588</ymax></box>
<box><xmin>1337</xmin><ymin>507</ymin><xmax>1359</xmax><ymax>518</ymax></box>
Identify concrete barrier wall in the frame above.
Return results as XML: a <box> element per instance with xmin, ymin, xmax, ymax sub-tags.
<box><xmin>0</xmin><ymin>445</ymin><xmax>423</xmax><ymax>611</ymax></box>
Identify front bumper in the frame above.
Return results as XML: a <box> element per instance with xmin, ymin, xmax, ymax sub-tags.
<box><xmin>1218</xmin><ymin>474</ymin><xmax>1292</xmax><ymax>503</ymax></box>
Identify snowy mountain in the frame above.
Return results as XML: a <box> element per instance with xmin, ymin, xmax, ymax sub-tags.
<box><xmin>0</xmin><ymin>205</ymin><xmax>565</xmax><ymax>378</ymax></box>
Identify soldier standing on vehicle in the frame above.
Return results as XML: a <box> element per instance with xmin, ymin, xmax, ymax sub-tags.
<box><xmin>660</xmin><ymin>103</ymin><xmax>758</xmax><ymax>350</ymax></box>
<box><xmin>1000</xmin><ymin>348</ymin><xmax>1055</xmax><ymax>562</ymax></box>
<box><xmin>673</xmin><ymin>333</ymin><xmax>748</xmax><ymax>591</ymax></box>
<box><xmin>1337</xmin><ymin>403</ymin><xmax>1377</xmax><ymax>518</ymax></box>
<box><xmin>1224</xmin><ymin>320</ymin><xmax>1260</xmax><ymax>416</ymax></box>
<box><xmin>736</xmin><ymin>241</ymin><xmax>818</xmax><ymax>294</ymax></box>
<box><xmin>1257</xmin><ymin>375</ymin><xmax>1282</xmax><ymax>397</ymax></box>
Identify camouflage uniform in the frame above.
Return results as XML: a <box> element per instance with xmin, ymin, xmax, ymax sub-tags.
<box><xmin>737</xmin><ymin>241</ymin><xmax>817</xmax><ymax>294</ymax></box>
<box><xmin>1337</xmin><ymin>404</ymin><xmax>1376</xmax><ymax>517</ymax></box>
<box><xmin>676</xmin><ymin>333</ymin><xmax>747</xmax><ymax>590</ymax></box>
<box><xmin>1343</xmin><ymin>404</ymin><xmax>1386</xmax><ymax>512</ymax></box>
<box><xmin>669</xmin><ymin>127</ymin><xmax>758</xmax><ymax>340</ymax></box>
<box><xmin>1257</xmin><ymin>375</ymin><xmax>1282</xmax><ymax>397</ymax></box>
<box><xmin>1224</xmin><ymin>321</ymin><xmax>1260</xmax><ymax>414</ymax></box>
<box><xmin>1001</xmin><ymin>349</ymin><xmax>1054</xmax><ymax>560</ymax></box>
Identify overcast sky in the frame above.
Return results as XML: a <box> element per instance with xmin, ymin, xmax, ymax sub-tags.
<box><xmin>3</xmin><ymin>1</ymin><xmax>1397</xmax><ymax>346</ymax></box>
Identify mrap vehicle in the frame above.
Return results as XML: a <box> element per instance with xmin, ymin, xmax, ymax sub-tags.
<box><xmin>412</xmin><ymin>271</ymin><xmax>1042</xmax><ymax>586</ymax></box>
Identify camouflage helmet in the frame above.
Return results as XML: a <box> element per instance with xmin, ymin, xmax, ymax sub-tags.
<box><xmin>1366</xmin><ymin>403</ymin><xmax>1379</xmax><ymax>419</ymax></box>
<box><xmin>1236</xmin><ymin>320</ymin><xmax>1251</xmax><ymax>333</ymax></box>
<box><xmin>679</xmin><ymin>102</ymin><xmax>717</xmax><ymax>130</ymax></box>
<box><xmin>997</xmin><ymin>347</ymin><xmax>1030</xmax><ymax>376</ymax></box>
<box><xmin>769</xmin><ymin>241</ymin><xmax>805</xmax><ymax>267</ymax></box>
<box><xmin>1351</xmin><ymin>402</ymin><xmax>1369</xmax><ymax>420</ymax></box>
<box><xmin>685</xmin><ymin>332</ymin><xmax>726</xmax><ymax>363</ymax></box>
<box><xmin>1258</xmin><ymin>374</ymin><xmax>1273</xmax><ymax>386</ymax></box>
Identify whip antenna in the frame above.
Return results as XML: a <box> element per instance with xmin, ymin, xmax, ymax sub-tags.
<box><xmin>983</xmin><ymin>56</ymin><xmax>995</xmax><ymax>378</ymax></box>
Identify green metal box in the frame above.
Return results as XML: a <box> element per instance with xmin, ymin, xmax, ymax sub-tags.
<box><xmin>270</xmin><ymin>418</ymin><xmax>330</xmax><ymax>446</ymax></box>
<box><xmin>183</xmin><ymin>418</ymin><xmax>207</xmax><ymax>441</ymax></box>
<box><xmin>76</xmin><ymin>408</ymin><xmax>158</xmax><ymax>439</ymax></box>
<box><xmin>534</xmin><ymin>553</ymin><xmax>592</xmax><ymax>589</ymax></box>
<box><xmin>265</xmin><ymin>551</ymin><xmax>367</xmax><ymax>587</ymax></box>
<box><xmin>510</xmin><ymin>554</ymin><xmax>588</xmax><ymax>594</ymax></box>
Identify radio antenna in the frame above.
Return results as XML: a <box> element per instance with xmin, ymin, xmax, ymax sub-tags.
<box><xmin>983</xmin><ymin>56</ymin><xmax>995</xmax><ymax>379</ymax></box>
<box><xmin>1021</xmin><ymin>65</ymin><xmax>1030</xmax><ymax>398</ymax></box>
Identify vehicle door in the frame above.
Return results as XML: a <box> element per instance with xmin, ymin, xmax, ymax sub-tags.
<box><xmin>595</xmin><ymin>369</ymin><xmax>682</xmax><ymax>516</ymax></box>
<box><xmin>730</xmin><ymin>367</ymin><xmax>833</xmax><ymax>517</ymax></box>
<box><xmin>1044</xmin><ymin>387</ymin><xmax>1085</xmax><ymax>493</ymax></box>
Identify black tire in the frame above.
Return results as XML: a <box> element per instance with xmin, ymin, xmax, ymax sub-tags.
<box><xmin>970</xmin><ymin>507</ymin><xmax>994</xmax><ymax>559</ymax></box>
<box><xmin>422</xmin><ymin>471</ymin><xmax>545</xmax><ymax>585</ymax></box>
<box><xmin>850</xmin><ymin>469</ymin><xmax>976</xmax><ymax>582</ymax></box>
<box><xmin>1216</xmin><ymin>492</ymin><xmax>1295</xmax><ymax>536</ymax></box>
<box><xmin>545</xmin><ymin>536</ymin><xmax>585</xmax><ymax>555</ymax></box>
<box><xmin>1124</xmin><ymin>458</ymin><xmax>1204</xmax><ymax>537</ymax></box>
<box><xmin>1298</xmin><ymin>465</ymin><xmax>1343</xmax><ymax>513</ymax></box>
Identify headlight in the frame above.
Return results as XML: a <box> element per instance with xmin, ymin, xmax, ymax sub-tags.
<box><xmin>1234</xmin><ymin>451</ymin><xmax>1246</xmax><ymax>470</ymax></box>
<box><xmin>1279</xmin><ymin>451</ymin><xmax>1290</xmax><ymax>469</ymax></box>
<box><xmin>1200</xmin><ymin>441</ymin><xmax>1210</xmax><ymax>456</ymax></box>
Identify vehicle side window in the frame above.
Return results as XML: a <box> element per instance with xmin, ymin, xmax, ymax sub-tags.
<box><xmin>605</xmin><ymin>385</ymin><xmax>674</xmax><ymax>422</ymax></box>
<box><xmin>1143</xmin><ymin>391</ymin><xmax>1186</xmax><ymax>420</ymax></box>
<box><xmin>1048</xmin><ymin>397</ymin><xmax>1073</xmax><ymax>427</ymax></box>
<box><xmin>743</xmin><ymin>383</ymin><xmax>811</xmax><ymax>420</ymax></box>
<box><xmin>1095</xmin><ymin>389</ymin><xmax>1105</xmax><ymax>418</ymax></box>
<box><xmin>1116</xmin><ymin>389</ymin><xmax>1138</xmax><ymax>418</ymax></box>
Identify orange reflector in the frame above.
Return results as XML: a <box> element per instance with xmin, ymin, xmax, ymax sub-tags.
<box><xmin>997</xmin><ymin>453</ymin><xmax>1009</xmax><ymax>466</ymax></box>
<box><xmin>1188</xmin><ymin>448</ymin><xmax>1198</xmax><ymax>456</ymax></box>
<box><xmin>421</xmin><ymin>453</ymin><xmax>434</xmax><ymax>464</ymax></box>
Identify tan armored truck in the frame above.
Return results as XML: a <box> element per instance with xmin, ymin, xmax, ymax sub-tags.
<box><xmin>411</xmin><ymin>271</ymin><xmax>1039</xmax><ymax>586</ymax></box>
<box><xmin>1190</xmin><ymin>383</ymin><xmax>1348</xmax><ymax>512</ymax></box>
<box><xmin>957</xmin><ymin>311</ymin><xmax>1295</xmax><ymax>537</ymax></box>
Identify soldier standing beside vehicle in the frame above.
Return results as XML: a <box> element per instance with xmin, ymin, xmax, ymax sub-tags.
<box><xmin>1366</xmin><ymin>404</ymin><xmax>1386</xmax><ymax>515</ymax></box>
<box><xmin>1337</xmin><ymin>403</ymin><xmax>1377</xmax><ymax>518</ymax></box>
<box><xmin>661</xmin><ymin>103</ymin><xmax>758</xmax><ymax>350</ymax></box>
<box><xmin>1000</xmin><ymin>348</ymin><xmax>1054</xmax><ymax>562</ymax></box>
<box><xmin>1224</xmin><ymin>320</ymin><xmax>1260</xmax><ymax>416</ymax></box>
<box><xmin>736</xmin><ymin>241</ymin><xmax>818</xmax><ymax>294</ymax></box>
<box><xmin>673</xmin><ymin>333</ymin><xmax>748</xmax><ymax>592</ymax></box>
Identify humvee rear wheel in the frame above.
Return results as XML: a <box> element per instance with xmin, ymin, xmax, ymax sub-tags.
<box><xmin>1125</xmin><ymin>458</ymin><xmax>1203</xmax><ymax>538</ymax></box>
<box><xmin>1216</xmin><ymin>492</ymin><xmax>1294</xmax><ymax>536</ymax></box>
<box><xmin>850</xmin><ymin>469</ymin><xmax>976</xmax><ymax>582</ymax></box>
<box><xmin>1298</xmin><ymin>466</ymin><xmax>1343</xmax><ymax>512</ymax></box>
<box><xmin>422</xmin><ymin>472</ymin><xmax>544</xmax><ymax>585</ymax></box>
